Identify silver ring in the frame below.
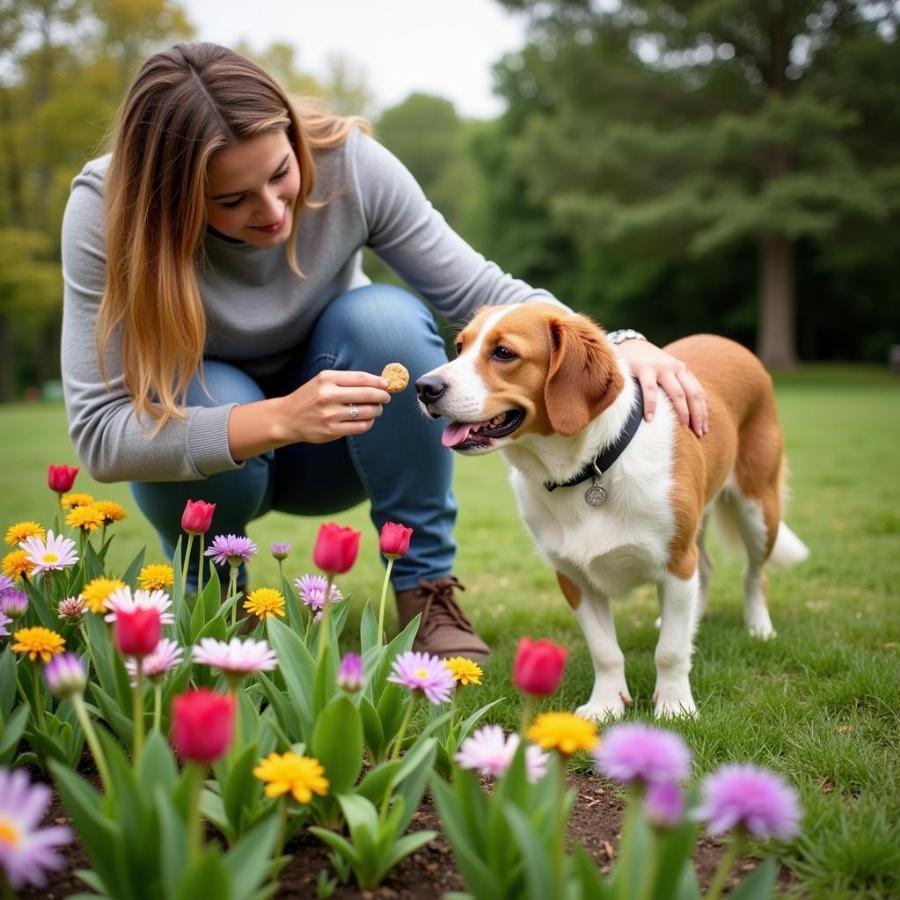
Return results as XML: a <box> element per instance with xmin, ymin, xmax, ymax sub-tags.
<box><xmin>349</xmin><ymin>404</ymin><xmax>360</xmax><ymax>421</ymax></box>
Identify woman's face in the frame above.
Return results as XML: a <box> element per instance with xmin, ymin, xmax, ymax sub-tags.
<box><xmin>205</xmin><ymin>129</ymin><xmax>301</xmax><ymax>248</ymax></box>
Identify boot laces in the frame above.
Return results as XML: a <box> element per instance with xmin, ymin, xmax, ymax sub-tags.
<box><xmin>416</xmin><ymin>577</ymin><xmax>474</xmax><ymax>637</ymax></box>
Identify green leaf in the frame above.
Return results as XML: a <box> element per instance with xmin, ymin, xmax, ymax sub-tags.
<box><xmin>155</xmin><ymin>787</ymin><xmax>188</xmax><ymax>900</ymax></box>
<box><xmin>256</xmin><ymin>672</ymin><xmax>302</xmax><ymax>740</ymax></box>
<box><xmin>225</xmin><ymin>812</ymin><xmax>281</xmax><ymax>900</ymax></box>
<box><xmin>308</xmin><ymin>825</ymin><xmax>360</xmax><ymax>867</ymax></box>
<box><xmin>570</xmin><ymin>845</ymin><xmax>611</xmax><ymax>899</ymax></box>
<box><xmin>354</xmin><ymin>759</ymin><xmax>402</xmax><ymax>805</ymax></box>
<box><xmin>503</xmin><ymin>804</ymin><xmax>552</xmax><ymax>900</ymax></box>
<box><xmin>311</xmin><ymin>695</ymin><xmax>363</xmax><ymax>795</ymax></box>
<box><xmin>360</xmin><ymin>601</ymin><xmax>378</xmax><ymax>653</ymax></box>
<box><xmin>223</xmin><ymin>742</ymin><xmax>260</xmax><ymax>835</ymax></box>
<box><xmin>139</xmin><ymin>730</ymin><xmax>178</xmax><ymax>794</ymax></box>
<box><xmin>0</xmin><ymin>647</ymin><xmax>16</xmax><ymax>715</ymax></box>
<box><xmin>653</xmin><ymin>819</ymin><xmax>701</xmax><ymax>900</ymax></box>
<box><xmin>393</xmin><ymin>738</ymin><xmax>437</xmax><ymax>835</ymax></box>
<box><xmin>120</xmin><ymin>546</ymin><xmax>147</xmax><ymax>588</ymax></box>
<box><xmin>266</xmin><ymin>617</ymin><xmax>315</xmax><ymax>741</ymax></box>
<box><xmin>728</xmin><ymin>858</ymin><xmax>777</xmax><ymax>900</ymax></box>
<box><xmin>0</xmin><ymin>703</ymin><xmax>29</xmax><ymax>764</ymax></box>
<box><xmin>359</xmin><ymin>696</ymin><xmax>385</xmax><ymax>760</ymax></box>
<box><xmin>383</xmin><ymin>829</ymin><xmax>437</xmax><ymax>872</ymax></box>
<box><xmin>175</xmin><ymin>847</ymin><xmax>232</xmax><ymax>900</ymax></box>
<box><xmin>312</xmin><ymin>642</ymin><xmax>337</xmax><ymax>720</ymax></box>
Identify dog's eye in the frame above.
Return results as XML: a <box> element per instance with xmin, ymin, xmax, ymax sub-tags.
<box><xmin>492</xmin><ymin>345</ymin><xmax>517</xmax><ymax>362</ymax></box>
<box><xmin>454</xmin><ymin>341</ymin><xmax>463</xmax><ymax>356</ymax></box>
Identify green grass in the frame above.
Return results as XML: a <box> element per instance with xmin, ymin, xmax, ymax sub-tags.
<box><xmin>2</xmin><ymin>368</ymin><xmax>899</xmax><ymax>898</ymax></box>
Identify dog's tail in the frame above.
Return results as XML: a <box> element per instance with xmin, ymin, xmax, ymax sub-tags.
<box><xmin>711</xmin><ymin>457</ymin><xmax>809</xmax><ymax>567</ymax></box>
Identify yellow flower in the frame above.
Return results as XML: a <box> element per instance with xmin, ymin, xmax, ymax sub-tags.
<box><xmin>444</xmin><ymin>656</ymin><xmax>483</xmax><ymax>686</ymax></box>
<box><xmin>138</xmin><ymin>564</ymin><xmax>174</xmax><ymax>591</ymax></box>
<box><xmin>253</xmin><ymin>752</ymin><xmax>329</xmax><ymax>804</ymax></box>
<box><xmin>2</xmin><ymin>550</ymin><xmax>34</xmax><ymax>580</ymax></box>
<box><xmin>243</xmin><ymin>587</ymin><xmax>285</xmax><ymax>620</ymax></box>
<box><xmin>5</xmin><ymin>521</ymin><xmax>46</xmax><ymax>546</ymax></box>
<box><xmin>66</xmin><ymin>505</ymin><xmax>105</xmax><ymax>533</ymax></box>
<box><xmin>61</xmin><ymin>492</ymin><xmax>94</xmax><ymax>509</ymax></box>
<box><xmin>12</xmin><ymin>626</ymin><xmax>65</xmax><ymax>663</ymax></box>
<box><xmin>94</xmin><ymin>500</ymin><xmax>127</xmax><ymax>524</ymax></box>
<box><xmin>81</xmin><ymin>577</ymin><xmax>126</xmax><ymax>614</ymax></box>
<box><xmin>526</xmin><ymin>712</ymin><xmax>598</xmax><ymax>756</ymax></box>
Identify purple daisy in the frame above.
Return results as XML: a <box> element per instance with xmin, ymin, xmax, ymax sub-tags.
<box><xmin>0</xmin><ymin>610</ymin><xmax>10</xmax><ymax>639</ymax></box>
<box><xmin>57</xmin><ymin>596</ymin><xmax>86</xmax><ymax>622</ymax></box>
<box><xmin>694</xmin><ymin>764</ymin><xmax>802</xmax><ymax>839</ymax></box>
<box><xmin>388</xmin><ymin>650</ymin><xmax>457</xmax><ymax>705</ymax></box>
<box><xmin>205</xmin><ymin>534</ymin><xmax>257</xmax><ymax>568</ymax></box>
<box><xmin>271</xmin><ymin>542</ymin><xmax>291</xmax><ymax>560</ymax></box>
<box><xmin>19</xmin><ymin>530</ymin><xmax>78</xmax><ymax>574</ymax></box>
<box><xmin>125</xmin><ymin>638</ymin><xmax>183</xmax><ymax>686</ymax></box>
<box><xmin>0</xmin><ymin>768</ymin><xmax>72</xmax><ymax>889</ymax></box>
<box><xmin>644</xmin><ymin>781</ymin><xmax>685</xmax><ymax>828</ymax></box>
<box><xmin>0</xmin><ymin>589</ymin><xmax>28</xmax><ymax>620</ymax></box>
<box><xmin>593</xmin><ymin>723</ymin><xmax>692</xmax><ymax>786</ymax></box>
<box><xmin>44</xmin><ymin>652</ymin><xmax>87</xmax><ymax>698</ymax></box>
<box><xmin>0</xmin><ymin>575</ymin><xmax>13</xmax><ymax>593</ymax></box>
<box><xmin>192</xmin><ymin>637</ymin><xmax>277</xmax><ymax>686</ymax></box>
<box><xmin>103</xmin><ymin>586</ymin><xmax>174</xmax><ymax>625</ymax></box>
<box><xmin>337</xmin><ymin>652</ymin><xmax>364</xmax><ymax>692</ymax></box>
<box><xmin>294</xmin><ymin>573</ymin><xmax>344</xmax><ymax>612</ymax></box>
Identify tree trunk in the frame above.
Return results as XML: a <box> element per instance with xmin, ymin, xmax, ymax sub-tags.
<box><xmin>756</xmin><ymin>231</ymin><xmax>798</xmax><ymax>369</ymax></box>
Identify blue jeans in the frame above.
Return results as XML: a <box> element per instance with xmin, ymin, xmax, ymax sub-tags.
<box><xmin>130</xmin><ymin>285</ymin><xmax>457</xmax><ymax>590</ymax></box>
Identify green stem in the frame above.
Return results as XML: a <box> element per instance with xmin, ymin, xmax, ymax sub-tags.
<box><xmin>276</xmin><ymin>559</ymin><xmax>283</xmax><ymax>583</ymax></box>
<box><xmin>15</xmin><ymin>671</ymin><xmax>29</xmax><ymax>706</ymax></box>
<box><xmin>79</xmin><ymin>621</ymin><xmax>98</xmax><ymax>680</ymax></box>
<box><xmin>72</xmin><ymin>692</ymin><xmax>113</xmax><ymax>794</ymax></box>
<box><xmin>271</xmin><ymin>798</ymin><xmax>290</xmax><ymax>881</ymax></box>
<box><xmin>518</xmin><ymin>695</ymin><xmax>535</xmax><ymax>739</ymax></box>
<box><xmin>1</xmin><ymin>872</ymin><xmax>15</xmax><ymax>900</ymax></box>
<box><xmin>380</xmin><ymin>695</ymin><xmax>417</xmax><ymax>824</ymax></box>
<box><xmin>153</xmin><ymin>682</ymin><xmax>162</xmax><ymax>732</ymax></box>
<box><xmin>132</xmin><ymin>659</ymin><xmax>145</xmax><ymax>763</ymax></box>
<box><xmin>181</xmin><ymin>532</ymin><xmax>195</xmax><ymax>598</ymax></box>
<box><xmin>552</xmin><ymin>756</ymin><xmax>568</xmax><ymax>899</ymax></box>
<box><xmin>704</xmin><ymin>834</ymin><xmax>745</xmax><ymax>900</ymax></box>
<box><xmin>186</xmin><ymin>763</ymin><xmax>205</xmax><ymax>862</ymax></box>
<box><xmin>377</xmin><ymin>558</ymin><xmax>395</xmax><ymax>647</ymax></box>
<box><xmin>229</xmin><ymin>565</ymin><xmax>238</xmax><ymax>628</ymax></box>
<box><xmin>197</xmin><ymin>533</ymin><xmax>205</xmax><ymax>599</ymax></box>
<box><xmin>317</xmin><ymin>574</ymin><xmax>334</xmax><ymax>664</ymax></box>
<box><xmin>618</xmin><ymin>785</ymin><xmax>641</xmax><ymax>900</ymax></box>
<box><xmin>32</xmin><ymin>665</ymin><xmax>45</xmax><ymax>729</ymax></box>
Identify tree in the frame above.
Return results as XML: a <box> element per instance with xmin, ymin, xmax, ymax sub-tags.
<box><xmin>497</xmin><ymin>0</ymin><xmax>900</xmax><ymax>366</ymax></box>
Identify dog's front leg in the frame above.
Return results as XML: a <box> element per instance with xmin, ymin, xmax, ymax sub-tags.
<box><xmin>654</xmin><ymin>570</ymin><xmax>699</xmax><ymax>718</ymax></box>
<box><xmin>557</xmin><ymin>571</ymin><xmax>632</xmax><ymax>721</ymax></box>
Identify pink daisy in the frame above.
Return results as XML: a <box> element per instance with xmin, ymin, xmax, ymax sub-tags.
<box><xmin>388</xmin><ymin>650</ymin><xmax>457</xmax><ymax>705</ymax></box>
<box><xmin>125</xmin><ymin>638</ymin><xmax>183</xmax><ymax>686</ymax></box>
<box><xmin>294</xmin><ymin>573</ymin><xmax>344</xmax><ymax>612</ymax></box>
<box><xmin>103</xmin><ymin>586</ymin><xmax>174</xmax><ymax>625</ymax></box>
<box><xmin>192</xmin><ymin>637</ymin><xmax>277</xmax><ymax>686</ymax></box>
<box><xmin>593</xmin><ymin>723</ymin><xmax>692</xmax><ymax>786</ymax></box>
<box><xmin>204</xmin><ymin>534</ymin><xmax>257</xmax><ymax>567</ymax></box>
<box><xmin>18</xmin><ymin>530</ymin><xmax>78</xmax><ymax>574</ymax></box>
<box><xmin>455</xmin><ymin>725</ymin><xmax>549</xmax><ymax>783</ymax></box>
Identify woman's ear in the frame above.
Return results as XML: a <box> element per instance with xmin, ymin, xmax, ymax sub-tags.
<box><xmin>544</xmin><ymin>315</ymin><xmax>624</xmax><ymax>435</ymax></box>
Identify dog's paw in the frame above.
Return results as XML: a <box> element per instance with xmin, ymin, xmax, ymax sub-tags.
<box><xmin>745</xmin><ymin>613</ymin><xmax>777</xmax><ymax>640</ymax></box>
<box><xmin>653</xmin><ymin>687</ymin><xmax>697</xmax><ymax>720</ymax></box>
<box><xmin>577</xmin><ymin>690</ymin><xmax>630</xmax><ymax>722</ymax></box>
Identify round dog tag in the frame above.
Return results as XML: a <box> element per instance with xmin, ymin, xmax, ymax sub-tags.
<box><xmin>585</xmin><ymin>480</ymin><xmax>607</xmax><ymax>507</ymax></box>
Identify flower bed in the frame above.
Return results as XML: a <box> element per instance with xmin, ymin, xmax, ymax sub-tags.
<box><xmin>1</xmin><ymin>465</ymin><xmax>802</xmax><ymax>898</ymax></box>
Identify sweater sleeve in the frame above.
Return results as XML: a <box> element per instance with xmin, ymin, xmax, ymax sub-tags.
<box><xmin>60</xmin><ymin>164</ymin><xmax>241</xmax><ymax>483</ymax></box>
<box><xmin>350</xmin><ymin>132</ymin><xmax>563</xmax><ymax>323</ymax></box>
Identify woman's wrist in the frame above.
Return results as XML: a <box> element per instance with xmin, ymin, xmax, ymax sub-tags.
<box><xmin>228</xmin><ymin>397</ymin><xmax>295</xmax><ymax>462</ymax></box>
<box><xmin>606</xmin><ymin>328</ymin><xmax>647</xmax><ymax>345</ymax></box>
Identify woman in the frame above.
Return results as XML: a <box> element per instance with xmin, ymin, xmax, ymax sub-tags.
<box><xmin>61</xmin><ymin>43</ymin><xmax>707</xmax><ymax>661</ymax></box>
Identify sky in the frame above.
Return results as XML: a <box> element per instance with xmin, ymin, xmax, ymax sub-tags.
<box><xmin>179</xmin><ymin>0</ymin><xmax>531</xmax><ymax>118</ymax></box>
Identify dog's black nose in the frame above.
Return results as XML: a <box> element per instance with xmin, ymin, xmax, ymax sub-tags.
<box><xmin>415</xmin><ymin>375</ymin><xmax>448</xmax><ymax>403</ymax></box>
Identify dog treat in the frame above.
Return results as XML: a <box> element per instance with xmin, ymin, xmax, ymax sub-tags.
<box><xmin>381</xmin><ymin>362</ymin><xmax>409</xmax><ymax>393</ymax></box>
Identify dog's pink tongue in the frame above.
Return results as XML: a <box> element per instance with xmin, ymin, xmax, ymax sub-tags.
<box><xmin>442</xmin><ymin>422</ymin><xmax>473</xmax><ymax>448</ymax></box>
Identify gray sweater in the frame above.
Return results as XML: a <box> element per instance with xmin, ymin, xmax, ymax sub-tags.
<box><xmin>61</xmin><ymin>129</ymin><xmax>555</xmax><ymax>483</ymax></box>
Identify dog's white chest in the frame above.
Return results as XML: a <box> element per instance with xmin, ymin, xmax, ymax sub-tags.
<box><xmin>507</xmin><ymin>419</ymin><xmax>676</xmax><ymax>597</ymax></box>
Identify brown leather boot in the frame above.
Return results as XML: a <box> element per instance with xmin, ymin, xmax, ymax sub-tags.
<box><xmin>395</xmin><ymin>576</ymin><xmax>490</xmax><ymax>663</ymax></box>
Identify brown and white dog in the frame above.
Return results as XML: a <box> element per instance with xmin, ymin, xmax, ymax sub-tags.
<box><xmin>416</xmin><ymin>303</ymin><xmax>809</xmax><ymax>719</ymax></box>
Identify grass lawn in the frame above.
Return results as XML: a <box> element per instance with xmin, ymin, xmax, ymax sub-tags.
<box><xmin>2</xmin><ymin>367</ymin><xmax>899</xmax><ymax>898</ymax></box>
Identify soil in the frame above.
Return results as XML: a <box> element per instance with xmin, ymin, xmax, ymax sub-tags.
<box><xmin>23</xmin><ymin>772</ymin><xmax>795</xmax><ymax>900</ymax></box>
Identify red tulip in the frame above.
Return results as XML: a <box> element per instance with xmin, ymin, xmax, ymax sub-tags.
<box><xmin>379</xmin><ymin>522</ymin><xmax>413</xmax><ymax>559</ymax></box>
<box><xmin>181</xmin><ymin>499</ymin><xmax>216</xmax><ymax>535</ymax></box>
<box><xmin>114</xmin><ymin>607</ymin><xmax>162</xmax><ymax>658</ymax></box>
<box><xmin>313</xmin><ymin>522</ymin><xmax>361</xmax><ymax>575</ymax></box>
<box><xmin>513</xmin><ymin>637</ymin><xmax>567</xmax><ymax>697</ymax></box>
<box><xmin>171</xmin><ymin>689</ymin><xmax>234</xmax><ymax>764</ymax></box>
<box><xmin>48</xmin><ymin>464</ymin><xmax>79</xmax><ymax>494</ymax></box>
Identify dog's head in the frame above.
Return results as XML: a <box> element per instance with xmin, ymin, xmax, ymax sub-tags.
<box><xmin>416</xmin><ymin>303</ymin><xmax>625</xmax><ymax>454</ymax></box>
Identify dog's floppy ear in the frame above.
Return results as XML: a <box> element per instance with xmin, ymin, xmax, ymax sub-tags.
<box><xmin>545</xmin><ymin>315</ymin><xmax>624</xmax><ymax>435</ymax></box>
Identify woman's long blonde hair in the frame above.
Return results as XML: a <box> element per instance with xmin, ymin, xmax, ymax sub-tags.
<box><xmin>98</xmin><ymin>42</ymin><xmax>369</xmax><ymax>430</ymax></box>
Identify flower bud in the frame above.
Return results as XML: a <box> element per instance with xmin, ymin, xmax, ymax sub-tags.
<box><xmin>313</xmin><ymin>523</ymin><xmax>361</xmax><ymax>575</ymax></box>
<box><xmin>379</xmin><ymin>522</ymin><xmax>413</xmax><ymax>560</ymax></box>
<box><xmin>337</xmin><ymin>653</ymin><xmax>364</xmax><ymax>692</ymax></box>
<box><xmin>512</xmin><ymin>637</ymin><xmax>567</xmax><ymax>697</ymax></box>
<box><xmin>48</xmin><ymin>464</ymin><xmax>79</xmax><ymax>494</ymax></box>
<box><xmin>171</xmin><ymin>689</ymin><xmax>235</xmax><ymax>764</ymax></box>
<box><xmin>114</xmin><ymin>607</ymin><xmax>162</xmax><ymax>658</ymax></box>
<box><xmin>181</xmin><ymin>499</ymin><xmax>216</xmax><ymax>535</ymax></box>
<box><xmin>44</xmin><ymin>652</ymin><xmax>87</xmax><ymax>698</ymax></box>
